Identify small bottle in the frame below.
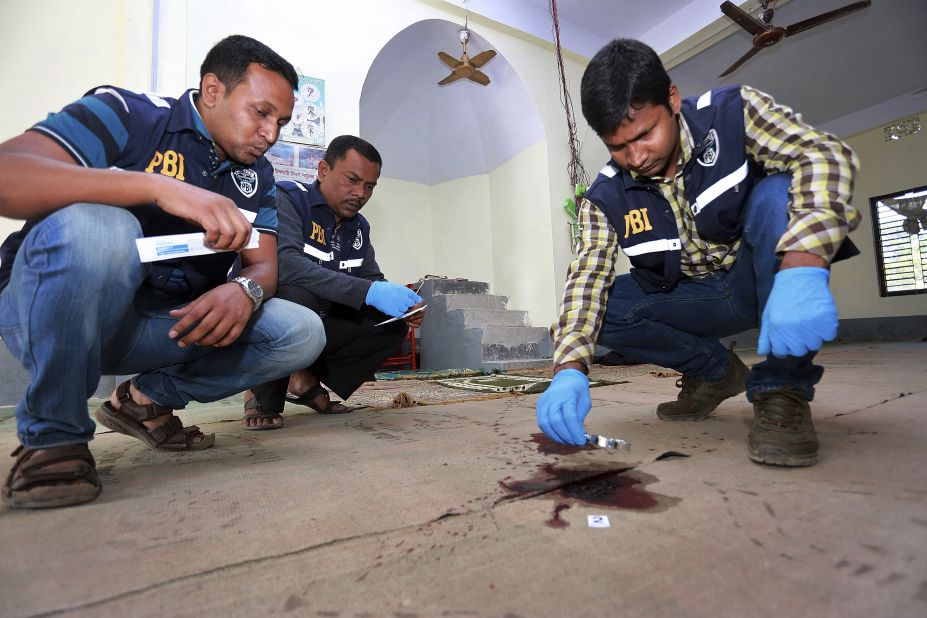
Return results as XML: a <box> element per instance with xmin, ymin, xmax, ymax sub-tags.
<box><xmin>585</xmin><ymin>433</ymin><xmax>631</xmax><ymax>451</ymax></box>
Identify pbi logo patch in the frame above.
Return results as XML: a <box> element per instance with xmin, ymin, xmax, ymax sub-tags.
<box><xmin>352</xmin><ymin>229</ymin><xmax>364</xmax><ymax>250</ymax></box>
<box><xmin>697</xmin><ymin>129</ymin><xmax>719</xmax><ymax>167</ymax></box>
<box><xmin>232</xmin><ymin>167</ymin><xmax>258</xmax><ymax>198</ymax></box>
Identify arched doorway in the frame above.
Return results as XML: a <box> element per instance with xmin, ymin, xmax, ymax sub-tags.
<box><xmin>359</xmin><ymin>19</ymin><xmax>550</xmax><ymax>323</ymax></box>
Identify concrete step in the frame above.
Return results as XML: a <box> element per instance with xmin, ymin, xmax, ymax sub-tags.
<box><xmin>417</xmin><ymin>277</ymin><xmax>550</xmax><ymax>371</ymax></box>
<box><xmin>478</xmin><ymin>325</ymin><xmax>551</xmax><ymax>345</ymax></box>
<box><xmin>482</xmin><ymin>342</ymin><xmax>549</xmax><ymax>362</ymax></box>
<box><xmin>482</xmin><ymin>359</ymin><xmax>553</xmax><ymax>372</ymax></box>
<box><xmin>424</xmin><ymin>279</ymin><xmax>490</xmax><ymax>295</ymax></box>
<box><xmin>442</xmin><ymin>294</ymin><xmax>509</xmax><ymax>311</ymax></box>
<box><xmin>471</xmin><ymin>326</ymin><xmax>553</xmax><ymax>362</ymax></box>
<box><xmin>450</xmin><ymin>307</ymin><xmax>528</xmax><ymax>327</ymax></box>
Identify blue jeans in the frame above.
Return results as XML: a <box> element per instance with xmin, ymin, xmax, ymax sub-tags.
<box><xmin>598</xmin><ymin>174</ymin><xmax>823</xmax><ymax>401</ymax></box>
<box><xmin>0</xmin><ymin>203</ymin><xmax>326</xmax><ymax>448</ymax></box>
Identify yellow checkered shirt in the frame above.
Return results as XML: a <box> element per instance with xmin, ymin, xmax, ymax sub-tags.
<box><xmin>552</xmin><ymin>86</ymin><xmax>860</xmax><ymax>369</ymax></box>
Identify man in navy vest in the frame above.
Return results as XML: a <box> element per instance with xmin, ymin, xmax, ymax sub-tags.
<box><xmin>243</xmin><ymin>135</ymin><xmax>423</xmax><ymax>429</ymax></box>
<box><xmin>0</xmin><ymin>35</ymin><xmax>325</xmax><ymax>509</ymax></box>
<box><xmin>538</xmin><ymin>39</ymin><xmax>860</xmax><ymax>467</ymax></box>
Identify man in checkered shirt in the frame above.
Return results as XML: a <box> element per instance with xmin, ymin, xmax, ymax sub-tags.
<box><xmin>537</xmin><ymin>39</ymin><xmax>860</xmax><ymax>467</ymax></box>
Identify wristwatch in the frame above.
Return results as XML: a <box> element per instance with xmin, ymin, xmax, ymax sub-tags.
<box><xmin>232</xmin><ymin>276</ymin><xmax>264</xmax><ymax>312</ymax></box>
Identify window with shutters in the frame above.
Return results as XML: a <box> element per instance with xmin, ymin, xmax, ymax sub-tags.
<box><xmin>869</xmin><ymin>185</ymin><xmax>927</xmax><ymax>297</ymax></box>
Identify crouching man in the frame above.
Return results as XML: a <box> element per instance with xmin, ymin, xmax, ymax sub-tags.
<box><xmin>0</xmin><ymin>35</ymin><xmax>325</xmax><ymax>509</ymax></box>
<box><xmin>243</xmin><ymin>136</ymin><xmax>423</xmax><ymax>428</ymax></box>
<box><xmin>538</xmin><ymin>39</ymin><xmax>860</xmax><ymax>467</ymax></box>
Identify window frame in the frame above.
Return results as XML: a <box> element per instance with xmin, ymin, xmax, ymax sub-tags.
<box><xmin>869</xmin><ymin>184</ymin><xmax>927</xmax><ymax>298</ymax></box>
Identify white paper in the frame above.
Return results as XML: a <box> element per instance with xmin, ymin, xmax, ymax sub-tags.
<box><xmin>587</xmin><ymin>515</ymin><xmax>611</xmax><ymax>528</ymax></box>
<box><xmin>135</xmin><ymin>229</ymin><xmax>260</xmax><ymax>263</ymax></box>
<box><xmin>375</xmin><ymin>304</ymin><xmax>427</xmax><ymax>326</ymax></box>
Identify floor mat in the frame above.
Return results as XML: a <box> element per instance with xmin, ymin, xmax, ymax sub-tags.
<box><xmin>373</xmin><ymin>368</ymin><xmax>484</xmax><ymax>381</ymax></box>
<box><xmin>433</xmin><ymin>374</ymin><xmax>619</xmax><ymax>394</ymax></box>
<box><xmin>343</xmin><ymin>364</ymin><xmax>661</xmax><ymax>410</ymax></box>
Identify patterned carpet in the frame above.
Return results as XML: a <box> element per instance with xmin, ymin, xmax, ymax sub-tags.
<box><xmin>341</xmin><ymin>363</ymin><xmax>672</xmax><ymax>410</ymax></box>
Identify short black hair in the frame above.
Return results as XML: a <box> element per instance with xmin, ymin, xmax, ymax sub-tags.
<box><xmin>324</xmin><ymin>135</ymin><xmax>383</xmax><ymax>169</ymax></box>
<box><xmin>580</xmin><ymin>39</ymin><xmax>672</xmax><ymax>136</ymax></box>
<box><xmin>200</xmin><ymin>35</ymin><xmax>298</xmax><ymax>92</ymax></box>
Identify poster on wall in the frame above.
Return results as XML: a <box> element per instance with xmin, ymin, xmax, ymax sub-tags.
<box><xmin>279</xmin><ymin>75</ymin><xmax>325</xmax><ymax>146</ymax></box>
<box><xmin>266</xmin><ymin>141</ymin><xmax>326</xmax><ymax>184</ymax></box>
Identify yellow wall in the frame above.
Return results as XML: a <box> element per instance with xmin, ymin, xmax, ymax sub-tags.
<box><xmin>832</xmin><ymin>111</ymin><xmax>927</xmax><ymax>318</ymax></box>
<box><xmin>368</xmin><ymin>141</ymin><xmax>558</xmax><ymax>326</ymax></box>
<box><xmin>0</xmin><ymin>0</ymin><xmax>152</xmax><ymax>240</ymax></box>
<box><xmin>430</xmin><ymin>174</ymin><xmax>495</xmax><ymax>284</ymax></box>
<box><xmin>488</xmin><ymin>140</ymin><xmax>554</xmax><ymax>325</ymax></box>
<box><xmin>369</xmin><ymin>140</ymin><xmax>559</xmax><ymax>326</ymax></box>
<box><xmin>362</xmin><ymin>177</ymin><xmax>434</xmax><ymax>286</ymax></box>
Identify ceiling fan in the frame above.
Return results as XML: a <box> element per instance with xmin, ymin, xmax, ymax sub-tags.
<box><xmin>718</xmin><ymin>0</ymin><xmax>871</xmax><ymax>77</ymax></box>
<box><xmin>884</xmin><ymin>196</ymin><xmax>927</xmax><ymax>235</ymax></box>
<box><xmin>437</xmin><ymin>28</ymin><xmax>497</xmax><ymax>86</ymax></box>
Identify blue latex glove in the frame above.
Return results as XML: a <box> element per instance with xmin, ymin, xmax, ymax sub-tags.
<box><xmin>365</xmin><ymin>281</ymin><xmax>422</xmax><ymax>318</ymax></box>
<box><xmin>758</xmin><ymin>267</ymin><xmax>837</xmax><ymax>358</ymax></box>
<box><xmin>536</xmin><ymin>369</ymin><xmax>591</xmax><ymax>445</ymax></box>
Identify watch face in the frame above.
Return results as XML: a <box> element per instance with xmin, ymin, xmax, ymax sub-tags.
<box><xmin>235</xmin><ymin>277</ymin><xmax>262</xmax><ymax>301</ymax></box>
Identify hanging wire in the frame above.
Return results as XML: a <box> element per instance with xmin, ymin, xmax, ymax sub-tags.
<box><xmin>549</xmin><ymin>0</ymin><xmax>589</xmax><ymax>191</ymax></box>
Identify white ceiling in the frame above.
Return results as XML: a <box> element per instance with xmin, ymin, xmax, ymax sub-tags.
<box><xmin>444</xmin><ymin>0</ymin><xmax>730</xmax><ymax>58</ymax></box>
<box><xmin>362</xmin><ymin>0</ymin><xmax>927</xmax><ymax>185</ymax></box>
<box><xmin>666</xmin><ymin>0</ymin><xmax>927</xmax><ymax>136</ymax></box>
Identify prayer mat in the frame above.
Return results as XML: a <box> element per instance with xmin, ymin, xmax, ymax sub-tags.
<box><xmin>374</xmin><ymin>368</ymin><xmax>484</xmax><ymax>381</ymax></box>
<box><xmin>434</xmin><ymin>374</ymin><xmax>621</xmax><ymax>394</ymax></box>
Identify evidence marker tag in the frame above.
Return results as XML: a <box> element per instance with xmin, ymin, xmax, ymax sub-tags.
<box><xmin>587</xmin><ymin>515</ymin><xmax>611</xmax><ymax>528</ymax></box>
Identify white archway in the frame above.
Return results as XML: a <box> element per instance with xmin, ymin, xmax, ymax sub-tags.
<box><xmin>360</xmin><ymin>19</ymin><xmax>544</xmax><ymax>185</ymax></box>
<box><xmin>358</xmin><ymin>19</ymin><xmax>556</xmax><ymax>329</ymax></box>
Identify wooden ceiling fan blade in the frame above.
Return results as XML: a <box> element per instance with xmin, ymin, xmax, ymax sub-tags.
<box><xmin>470</xmin><ymin>49</ymin><xmax>497</xmax><ymax>68</ymax></box>
<box><xmin>468</xmin><ymin>70</ymin><xmax>491</xmax><ymax>86</ymax></box>
<box><xmin>720</xmin><ymin>1</ymin><xmax>768</xmax><ymax>36</ymax></box>
<box><xmin>438</xmin><ymin>72</ymin><xmax>463</xmax><ymax>85</ymax></box>
<box><xmin>719</xmin><ymin>46</ymin><xmax>763</xmax><ymax>77</ymax></box>
<box><xmin>438</xmin><ymin>51</ymin><xmax>462</xmax><ymax>69</ymax></box>
<box><xmin>785</xmin><ymin>0</ymin><xmax>871</xmax><ymax>38</ymax></box>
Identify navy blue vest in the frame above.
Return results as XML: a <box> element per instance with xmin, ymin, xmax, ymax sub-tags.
<box><xmin>279</xmin><ymin>180</ymin><xmax>371</xmax><ymax>274</ymax></box>
<box><xmin>584</xmin><ymin>85</ymin><xmax>765</xmax><ymax>292</ymax></box>
<box><xmin>0</xmin><ymin>87</ymin><xmax>277</xmax><ymax>298</ymax></box>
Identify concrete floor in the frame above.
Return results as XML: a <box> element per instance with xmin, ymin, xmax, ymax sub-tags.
<box><xmin>1</xmin><ymin>341</ymin><xmax>925</xmax><ymax>618</ymax></box>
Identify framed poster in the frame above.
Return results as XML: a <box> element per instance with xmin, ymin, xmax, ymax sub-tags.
<box><xmin>279</xmin><ymin>75</ymin><xmax>325</xmax><ymax>146</ymax></box>
<box><xmin>266</xmin><ymin>141</ymin><xmax>326</xmax><ymax>184</ymax></box>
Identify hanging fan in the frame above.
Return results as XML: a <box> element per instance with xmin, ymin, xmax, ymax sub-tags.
<box><xmin>718</xmin><ymin>0</ymin><xmax>871</xmax><ymax>77</ymax></box>
<box><xmin>437</xmin><ymin>28</ymin><xmax>497</xmax><ymax>86</ymax></box>
<box><xmin>884</xmin><ymin>196</ymin><xmax>927</xmax><ymax>235</ymax></box>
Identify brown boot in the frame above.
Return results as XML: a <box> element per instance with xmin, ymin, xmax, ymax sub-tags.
<box><xmin>748</xmin><ymin>387</ymin><xmax>819</xmax><ymax>467</ymax></box>
<box><xmin>656</xmin><ymin>352</ymin><xmax>749</xmax><ymax>421</ymax></box>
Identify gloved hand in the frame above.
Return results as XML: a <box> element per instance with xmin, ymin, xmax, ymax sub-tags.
<box><xmin>758</xmin><ymin>267</ymin><xmax>837</xmax><ymax>358</ymax></box>
<box><xmin>365</xmin><ymin>281</ymin><xmax>423</xmax><ymax>318</ymax></box>
<box><xmin>536</xmin><ymin>369</ymin><xmax>591</xmax><ymax>445</ymax></box>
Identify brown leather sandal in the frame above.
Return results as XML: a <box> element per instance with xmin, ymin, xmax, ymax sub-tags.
<box><xmin>2</xmin><ymin>444</ymin><xmax>102</xmax><ymax>509</ymax></box>
<box><xmin>94</xmin><ymin>380</ymin><xmax>215</xmax><ymax>450</ymax></box>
